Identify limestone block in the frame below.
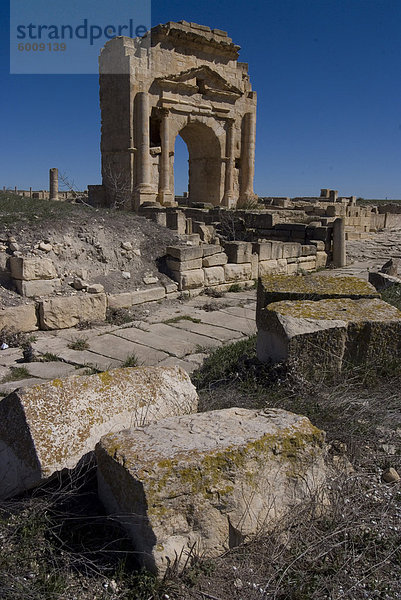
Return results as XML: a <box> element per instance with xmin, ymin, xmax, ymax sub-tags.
<box><xmin>257</xmin><ymin>298</ymin><xmax>401</xmax><ymax>377</ymax></box>
<box><xmin>257</xmin><ymin>273</ymin><xmax>379</xmax><ymax>316</ymax></box>
<box><xmin>202</xmin><ymin>253</ymin><xmax>228</xmax><ymax>267</ymax></box>
<box><xmin>10</xmin><ymin>256</ymin><xmax>57</xmax><ymax>281</ymax></box>
<box><xmin>258</xmin><ymin>259</ymin><xmax>288</xmax><ymax>277</ymax></box>
<box><xmin>172</xmin><ymin>269</ymin><xmax>204</xmax><ymax>290</ymax></box>
<box><xmin>301</xmin><ymin>245</ymin><xmax>317</xmax><ymax>257</ymax></box>
<box><xmin>107</xmin><ymin>287</ymin><xmax>165</xmax><ymax>309</ymax></box>
<box><xmin>167</xmin><ymin>246</ymin><xmax>203</xmax><ymax>261</ymax></box>
<box><xmin>252</xmin><ymin>241</ymin><xmax>272</xmax><ymax>261</ymax></box>
<box><xmin>202</xmin><ymin>244</ymin><xmax>222</xmax><ymax>257</ymax></box>
<box><xmin>282</xmin><ymin>242</ymin><xmax>302</xmax><ymax>259</ymax></box>
<box><xmin>0</xmin><ymin>304</ymin><xmax>38</xmax><ymax>332</ymax></box>
<box><xmin>223</xmin><ymin>241</ymin><xmax>252</xmax><ymax>264</ymax></box>
<box><xmin>251</xmin><ymin>253</ymin><xmax>259</xmax><ymax>280</ymax></box>
<box><xmin>286</xmin><ymin>262</ymin><xmax>299</xmax><ymax>275</ymax></box>
<box><xmin>297</xmin><ymin>258</ymin><xmax>316</xmax><ymax>272</ymax></box>
<box><xmin>244</xmin><ymin>212</ymin><xmax>275</xmax><ymax>229</ymax></box>
<box><xmin>271</xmin><ymin>241</ymin><xmax>284</xmax><ymax>259</ymax></box>
<box><xmin>309</xmin><ymin>240</ymin><xmax>325</xmax><ymax>252</ymax></box>
<box><xmin>166</xmin><ymin>257</ymin><xmax>203</xmax><ymax>272</ymax></box>
<box><xmin>39</xmin><ymin>294</ymin><xmax>107</xmax><ymax>330</ymax></box>
<box><xmin>0</xmin><ymin>366</ymin><xmax>198</xmax><ymax>499</ymax></box>
<box><xmin>257</xmin><ymin>306</ymin><xmax>347</xmax><ymax>376</ymax></box>
<box><xmin>224</xmin><ymin>263</ymin><xmax>252</xmax><ymax>282</ymax></box>
<box><xmin>369</xmin><ymin>271</ymin><xmax>401</xmax><ymax>291</ymax></box>
<box><xmin>166</xmin><ymin>211</ymin><xmax>186</xmax><ymax>234</ymax></box>
<box><xmin>193</xmin><ymin>223</ymin><xmax>215</xmax><ymax>243</ymax></box>
<box><xmin>96</xmin><ymin>407</ymin><xmax>327</xmax><ymax>574</ymax></box>
<box><xmin>15</xmin><ymin>278</ymin><xmax>61</xmax><ymax>297</ymax></box>
<box><xmin>204</xmin><ymin>266</ymin><xmax>225</xmax><ymax>286</ymax></box>
<box><xmin>316</xmin><ymin>251</ymin><xmax>328</xmax><ymax>269</ymax></box>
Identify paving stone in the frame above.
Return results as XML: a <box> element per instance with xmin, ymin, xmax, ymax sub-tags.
<box><xmin>158</xmin><ymin>357</ymin><xmax>199</xmax><ymax>374</ymax></box>
<box><xmin>115</xmin><ymin>323</ymin><xmax>221</xmax><ymax>357</ymax></box>
<box><xmin>220</xmin><ymin>305</ymin><xmax>256</xmax><ymax>320</ymax></box>
<box><xmin>25</xmin><ymin>362</ymin><xmax>78</xmax><ymax>380</ymax></box>
<box><xmin>56</xmin><ymin>349</ymin><xmax>122</xmax><ymax>370</ymax></box>
<box><xmin>88</xmin><ymin>334</ymin><xmax>169</xmax><ymax>365</ymax></box>
<box><xmin>195</xmin><ymin>311</ymin><xmax>257</xmax><ymax>336</ymax></box>
<box><xmin>171</xmin><ymin>319</ymin><xmax>244</xmax><ymax>342</ymax></box>
<box><xmin>0</xmin><ymin>378</ymin><xmax>48</xmax><ymax>396</ymax></box>
<box><xmin>0</xmin><ymin>348</ymin><xmax>24</xmax><ymax>367</ymax></box>
<box><xmin>0</xmin><ymin>366</ymin><xmax>10</xmax><ymax>380</ymax></box>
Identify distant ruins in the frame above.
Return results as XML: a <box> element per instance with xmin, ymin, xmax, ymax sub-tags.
<box><xmin>90</xmin><ymin>21</ymin><xmax>257</xmax><ymax>209</ymax></box>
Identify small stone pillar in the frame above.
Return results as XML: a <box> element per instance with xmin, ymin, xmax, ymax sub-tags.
<box><xmin>240</xmin><ymin>111</ymin><xmax>257</xmax><ymax>202</ymax></box>
<box><xmin>158</xmin><ymin>109</ymin><xmax>174</xmax><ymax>206</ymax></box>
<box><xmin>29</xmin><ymin>187</ymin><xmax>32</xmax><ymax>198</ymax></box>
<box><xmin>329</xmin><ymin>189</ymin><xmax>339</xmax><ymax>202</ymax></box>
<box><xmin>223</xmin><ymin>119</ymin><xmax>235</xmax><ymax>207</ymax></box>
<box><xmin>49</xmin><ymin>168</ymin><xmax>59</xmax><ymax>201</ymax></box>
<box><xmin>14</xmin><ymin>186</ymin><xmax>17</xmax><ymax>194</ymax></box>
<box><xmin>332</xmin><ymin>217</ymin><xmax>346</xmax><ymax>267</ymax></box>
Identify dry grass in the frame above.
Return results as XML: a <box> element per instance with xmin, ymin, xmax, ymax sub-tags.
<box><xmin>1</xmin><ymin>337</ymin><xmax>400</xmax><ymax>599</ymax></box>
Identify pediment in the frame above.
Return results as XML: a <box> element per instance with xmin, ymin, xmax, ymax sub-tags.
<box><xmin>154</xmin><ymin>66</ymin><xmax>242</xmax><ymax>98</ymax></box>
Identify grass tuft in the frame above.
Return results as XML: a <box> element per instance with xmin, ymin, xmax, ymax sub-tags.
<box><xmin>1</xmin><ymin>366</ymin><xmax>31</xmax><ymax>383</ymax></box>
<box><xmin>67</xmin><ymin>336</ymin><xmax>90</xmax><ymax>351</ymax></box>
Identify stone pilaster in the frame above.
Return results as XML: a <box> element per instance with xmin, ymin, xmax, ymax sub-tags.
<box><xmin>239</xmin><ymin>111</ymin><xmax>257</xmax><ymax>203</ymax></box>
<box><xmin>222</xmin><ymin>119</ymin><xmax>235</xmax><ymax>207</ymax></box>
<box><xmin>158</xmin><ymin>109</ymin><xmax>175</xmax><ymax>206</ymax></box>
<box><xmin>134</xmin><ymin>91</ymin><xmax>155</xmax><ymax>208</ymax></box>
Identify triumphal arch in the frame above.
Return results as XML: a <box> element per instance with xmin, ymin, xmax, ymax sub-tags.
<box><xmin>98</xmin><ymin>21</ymin><xmax>257</xmax><ymax>209</ymax></box>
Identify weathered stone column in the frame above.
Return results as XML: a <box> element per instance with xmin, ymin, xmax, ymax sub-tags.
<box><xmin>134</xmin><ymin>91</ymin><xmax>154</xmax><ymax>208</ymax></box>
<box><xmin>222</xmin><ymin>119</ymin><xmax>235</xmax><ymax>207</ymax></box>
<box><xmin>49</xmin><ymin>168</ymin><xmax>58</xmax><ymax>201</ymax></box>
<box><xmin>240</xmin><ymin>111</ymin><xmax>256</xmax><ymax>202</ymax></box>
<box><xmin>332</xmin><ymin>217</ymin><xmax>346</xmax><ymax>267</ymax></box>
<box><xmin>158</xmin><ymin>109</ymin><xmax>174</xmax><ymax>206</ymax></box>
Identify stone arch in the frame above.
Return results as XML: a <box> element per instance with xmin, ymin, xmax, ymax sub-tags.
<box><xmin>97</xmin><ymin>21</ymin><xmax>257</xmax><ymax>210</ymax></box>
<box><xmin>172</xmin><ymin>119</ymin><xmax>223</xmax><ymax>205</ymax></box>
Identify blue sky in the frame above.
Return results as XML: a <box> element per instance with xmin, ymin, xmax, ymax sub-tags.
<box><xmin>1</xmin><ymin>0</ymin><xmax>400</xmax><ymax>198</ymax></box>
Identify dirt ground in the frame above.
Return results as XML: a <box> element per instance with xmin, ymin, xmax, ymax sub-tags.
<box><xmin>0</xmin><ymin>195</ymin><xmax>181</xmax><ymax>306</ymax></box>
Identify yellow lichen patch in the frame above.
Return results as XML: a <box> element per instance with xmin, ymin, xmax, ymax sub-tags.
<box><xmin>259</xmin><ymin>273</ymin><xmax>379</xmax><ymax>299</ymax></box>
<box><xmin>267</xmin><ymin>298</ymin><xmax>401</xmax><ymax>322</ymax></box>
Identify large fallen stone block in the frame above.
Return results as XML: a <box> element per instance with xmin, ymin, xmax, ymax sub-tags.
<box><xmin>0</xmin><ymin>303</ymin><xmax>38</xmax><ymax>332</ymax></box>
<box><xmin>0</xmin><ymin>366</ymin><xmax>198</xmax><ymax>500</ymax></box>
<box><xmin>257</xmin><ymin>273</ymin><xmax>380</xmax><ymax>318</ymax></box>
<box><xmin>39</xmin><ymin>293</ymin><xmax>107</xmax><ymax>329</ymax></box>
<box><xmin>369</xmin><ymin>271</ymin><xmax>401</xmax><ymax>291</ymax></box>
<box><xmin>257</xmin><ymin>298</ymin><xmax>401</xmax><ymax>377</ymax></box>
<box><xmin>9</xmin><ymin>256</ymin><xmax>57</xmax><ymax>281</ymax></box>
<box><xmin>96</xmin><ymin>407</ymin><xmax>327</xmax><ymax>574</ymax></box>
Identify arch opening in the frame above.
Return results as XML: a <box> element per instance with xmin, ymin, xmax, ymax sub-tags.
<box><xmin>173</xmin><ymin>121</ymin><xmax>222</xmax><ymax>205</ymax></box>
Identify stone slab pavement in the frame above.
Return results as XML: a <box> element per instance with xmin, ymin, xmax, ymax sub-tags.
<box><xmin>0</xmin><ymin>289</ymin><xmax>257</xmax><ymax>395</ymax></box>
